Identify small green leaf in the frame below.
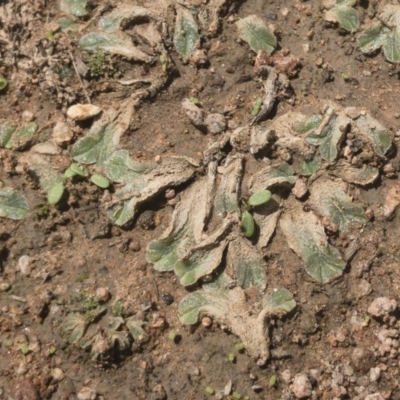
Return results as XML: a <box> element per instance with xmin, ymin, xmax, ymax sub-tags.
<box><xmin>205</xmin><ymin>387</ymin><xmax>215</xmax><ymax>395</ymax></box>
<box><xmin>0</xmin><ymin>77</ymin><xmax>8</xmax><ymax>91</ymax></box>
<box><xmin>236</xmin><ymin>15</ymin><xmax>277</xmax><ymax>54</ymax></box>
<box><xmin>241</xmin><ymin>211</ymin><xmax>255</xmax><ymax>238</ymax></box>
<box><xmin>248</xmin><ymin>190</ymin><xmax>271</xmax><ymax>207</ymax></box>
<box><xmin>0</xmin><ymin>188</ymin><xmax>29</xmax><ymax>220</ymax></box>
<box><xmin>19</xmin><ymin>343</ymin><xmax>30</xmax><ymax>355</ymax></box>
<box><xmin>91</xmin><ymin>174</ymin><xmax>110</xmax><ymax>188</ymax></box>
<box><xmin>269</xmin><ymin>375</ymin><xmax>278</xmax><ymax>387</ymax></box>
<box><xmin>64</xmin><ymin>163</ymin><xmax>89</xmax><ymax>178</ymax></box>
<box><xmin>173</xmin><ymin>7</ymin><xmax>200</xmax><ymax>57</ymax></box>
<box><xmin>235</xmin><ymin>343</ymin><xmax>245</xmax><ymax>352</ymax></box>
<box><xmin>47</xmin><ymin>183</ymin><xmax>65</xmax><ymax>205</ymax></box>
<box><xmin>228</xmin><ymin>353</ymin><xmax>236</xmax><ymax>362</ymax></box>
<box><xmin>60</xmin><ymin>0</ymin><xmax>89</xmax><ymax>17</ymax></box>
<box><xmin>251</xmin><ymin>97</ymin><xmax>263</xmax><ymax>116</ymax></box>
<box><xmin>64</xmin><ymin>313</ymin><xmax>87</xmax><ymax>344</ymax></box>
<box><xmin>263</xmin><ymin>288</ymin><xmax>296</xmax><ymax>314</ymax></box>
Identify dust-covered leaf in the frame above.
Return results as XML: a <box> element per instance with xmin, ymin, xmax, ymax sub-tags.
<box><xmin>227</xmin><ymin>237</ymin><xmax>267</xmax><ymax>289</ymax></box>
<box><xmin>248</xmin><ymin>190</ymin><xmax>272</xmax><ymax>207</ymax></box>
<box><xmin>383</xmin><ymin>29</ymin><xmax>400</xmax><ymax>63</ymax></box>
<box><xmin>300</xmin><ymin>156</ymin><xmax>321</xmax><ymax>176</ymax></box>
<box><xmin>241</xmin><ymin>211</ymin><xmax>255</xmax><ymax>238</ymax></box>
<box><xmin>174</xmin><ymin>221</ymin><xmax>231</xmax><ymax>286</ymax></box>
<box><xmin>0</xmin><ymin>121</ymin><xmax>17</xmax><ymax>147</ymax></box>
<box><xmin>353</xmin><ymin>113</ymin><xmax>392</xmax><ymax>157</ymax></box>
<box><xmin>107</xmin><ymin>156</ymin><xmax>196</xmax><ymax>225</ymax></box>
<box><xmin>236</xmin><ymin>15</ymin><xmax>277</xmax><ymax>54</ymax></box>
<box><xmin>105</xmin><ymin>150</ymin><xmax>156</xmax><ymax>184</ymax></box>
<box><xmin>0</xmin><ymin>77</ymin><xmax>8</xmax><ymax>91</ymax></box>
<box><xmin>306</xmin><ymin>111</ymin><xmax>349</xmax><ymax>163</ymax></box>
<box><xmin>173</xmin><ymin>7</ymin><xmax>200</xmax><ymax>57</ymax></box>
<box><xmin>72</xmin><ymin>120</ymin><xmax>121</xmax><ymax>168</ymax></box>
<box><xmin>0</xmin><ymin>188</ymin><xmax>29</xmax><ymax>220</ymax></box>
<box><xmin>330</xmin><ymin>160</ymin><xmax>379</xmax><ymax>185</ymax></box>
<box><xmin>126</xmin><ymin>317</ymin><xmax>149</xmax><ymax>343</ymax></box>
<box><xmin>281</xmin><ymin>210</ymin><xmax>346</xmax><ymax>283</ymax></box>
<box><xmin>263</xmin><ymin>288</ymin><xmax>296</xmax><ymax>315</ymax></box>
<box><xmin>147</xmin><ymin>178</ymin><xmax>213</xmax><ymax>272</ymax></box>
<box><xmin>311</xmin><ymin>179</ymin><xmax>367</xmax><ymax>232</ymax></box>
<box><xmin>60</xmin><ymin>0</ymin><xmax>89</xmax><ymax>17</ymax></box>
<box><xmin>79</xmin><ymin>32</ymin><xmax>152</xmax><ymax>62</ymax></box>
<box><xmin>64</xmin><ymin>313</ymin><xmax>88</xmax><ymax>344</ymax></box>
<box><xmin>358</xmin><ymin>24</ymin><xmax>387</xmax><ymax>54</ymax></box>
<box><xmin>336</xmin><ymin>6</ymin><xmax>359</xmax><ymax>32</ymax></box>
<box><xmin>179</xmin><ymin>292</ymin><xmax>212</xmax><ymax>325</ymax></box>
<box><xmin>250</xmin><ymin>162</ymin><xmax>296</xmax><ymax>192</ymax></box>
<box><xmin>294</xmin><ymin>114</ymin><xmax>323</xmax><ymax>134</ymax></box>
<box><xmin>214</xmin><ymin>155</ymin><xmax>242</xmax><ymax>217</ymax></box>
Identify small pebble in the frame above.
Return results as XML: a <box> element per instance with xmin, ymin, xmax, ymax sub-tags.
<box><xmin>161</xmin><ymin>292</ymin><xmax>174</xmax><ymax>305</ymax></box>
<box><xmin>77</xmin><ymin>387</ymin><xmax>97</xmax><ymax>400</ymax></box>
<box><xmin>368</xmin><ymin>297</ymin><xmax>397</xmax><ymax>317</ymax></box>
<box><xmin>67</xmin><ymin>104</ymin><xmax>102</xmax><ymax>121</ymax></box>
<box><xmin>202</xmin><ymin>316</ymin><xmax>212</xmax><ymax>327</ymax></box>
<box><xmin>52</xmin><ymin>121</ymin><xmax>73</xmax><ymax>145</ymax></box>
<box><xmin>18</xmin><ymin>255</ymin><xmax>32</xmax><ymax>276</ymax></box>
<box><xmin>165</xmin><ymin>189</ymin><xmax>175</xmax><ymax>199</ymax></box>
<box><xmin>21</xmin><ymin>110</ymin><xmax>34</xmax><ymax>122</ymax></box>
<box><xmin>281</xmin><ymin>369</ymin><xmax>292</xmax><ymax>383</ymax></box>
<box><xmin>369</xmin><ymin>367</ymin><xmax>381</xmax><ymax>382</ymax></box>
<box><xmin>51</xmin><ymin>368</ymin><xmax>64</xmax><ymax>381</ymax></box>
<box><xmin>364</xmin><ymin>394</ymin><xmax>384</xmax><ymax>400</ymax></box>
<box><xmin>292</xmin><ymin>374</ymin><xmax>312</xmax><ymax>399</ymax></box>
<box><xmin>95</xmin><ymin>287</ymin><xmax>110</xmax><ymax>303</ymax></box>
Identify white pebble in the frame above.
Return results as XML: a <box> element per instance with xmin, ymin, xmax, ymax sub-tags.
<box><xmin>67</xmin><ymin>104</ymin><xmax>102</xmax><ymax>121</ymax></box>
<box><xmin>21</xmin><ymin>110</ymin><xmax>34</xmax><ymax>122</ymax></box>
<box><xmin>18</xmin><ymin>255</ymin><xmax>32</xmax><ymax>276</ymax></box>
<box><xmin>369</xmin><ymin>367</ymin><xmax>381</xmax><ymax>382</ymax></box>
<box><xmin>364</xmin><ymin>394</ymin><xmax>384</xmax><ymax>400</ymax></box>
<box><xmin>281</xmin><ymin>369</ymin><xmax>292</xmax><ymax>383</ymax></box>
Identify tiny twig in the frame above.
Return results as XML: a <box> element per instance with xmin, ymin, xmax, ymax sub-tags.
<box><xmin>68</xmin><ymin>51</ymin><xmax>91</xmax><ymax>104</ymax></box>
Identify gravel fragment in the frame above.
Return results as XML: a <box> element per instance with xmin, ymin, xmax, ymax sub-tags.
<box><xmin>292</xmin><ymin>374</ymin><xmax>312</xmax><ymax>399</ymax></box>
<box><xmin>365</xmin><ymin>394</ymin><xmax>384</xmax><ymax>400</ymax></box>
<box><xmin>368</xmin><ymin>297</ymin><xmax>397</xmax><ymax>317</ymax></box>
<box><xmin>22</xmin><ymin>110</ymin><xmax>34</xmax><ymax>122</ymax></box>
<box><xmin>351</xmin><ymin>347</ymin><xmax>374</xmax><ymax>372</ymax></box>
<box><xmin>281</xmin><ymin>369</ymin><xmax>292</xmax><ymax>383</ymax></box>
<box><xmin>205</xmin><ymin>113</ymin><xmax>226</xmax><ymax>134</ymax></box>
<box><xmin>10</xmin><ymin>379</ymin><xmax>40</xmax><ymax>400</ymax></box>
<box><xmin>181</xmin><ymin>98</ymin><xmax>204</xmax><ymax>127</ymax></box>
<box><xmin>52</xmin><ymin>121</ymin><xmax>73</xmax><ymax>145</ymax></box>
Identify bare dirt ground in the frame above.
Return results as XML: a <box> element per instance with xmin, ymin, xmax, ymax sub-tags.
<box><xmin>2</xmin><ymin>0</ymin><xmax>400</xmax><ymax>399</ymax></box>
